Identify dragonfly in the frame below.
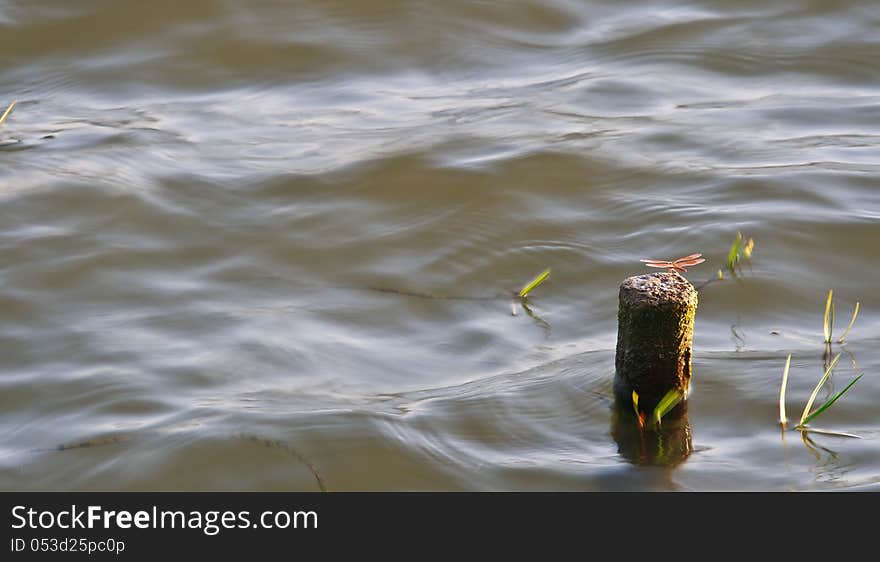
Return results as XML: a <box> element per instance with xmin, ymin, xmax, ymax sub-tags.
<box><xmin>640</xmin><ymin>253</ymin><xmax>706</xmax><ymax>273</ymax></box>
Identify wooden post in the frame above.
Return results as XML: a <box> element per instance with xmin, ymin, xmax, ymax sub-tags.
<box><xmin>613</xmin><ymin>271</ymin><xmax>698</xmax><ymax>414</ymax></box>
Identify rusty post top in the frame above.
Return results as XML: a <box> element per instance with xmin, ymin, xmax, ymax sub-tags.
<box><xmin>619</xmin><ymin>271</ymin><xmax>697</xmax><ymax>308</ymax></box>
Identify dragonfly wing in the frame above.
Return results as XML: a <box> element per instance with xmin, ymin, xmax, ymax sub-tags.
<box><xmin>675</xmin><ymin>257</ymin><xmax>706</xmax><ymax>268</ymax></box>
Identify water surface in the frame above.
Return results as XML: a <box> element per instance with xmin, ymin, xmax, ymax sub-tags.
<box><xmin>1</xmin><ymin>0</ymin><xmax>879</xmax><ymax>491</ymax></box>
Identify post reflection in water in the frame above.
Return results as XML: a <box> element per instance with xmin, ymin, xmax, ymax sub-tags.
<box><xmin>610</xmin><ymin>399</ymin><xmax>693</xmax><ymax>468</ymax></box>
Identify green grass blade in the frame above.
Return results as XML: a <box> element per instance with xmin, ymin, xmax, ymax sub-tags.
<box><xmin>830</xmin><ymin>302</ymin><xmax>835</xmax><ymax>342</ymax></box>
<box><xmin>0</xmin><ymin>100</ymin><xmax>16</xmax><ymax>127</ymax></box>
<box><xmin>779</xmin><ymin>354</ymin><xmax>791</xmax><ymax>425</ymax></box>
<box><xmin>836</xmin><ymin>302</ymin><xmax>860</xmax><ymax>344</ymax></box>
<box><xmin>799</xmin><ymin>373</ymin><xmax>863</xmax><ymax>427</ymax></box>
<box><xmin>518</xmin><ymin>269</ymin><xmax>550</xmax><ymax>298</ymax></box>
<box><xmin>822</xmin><ymin>289</ymin><xmax>833</xmax><ymax>343</ymax></box>
<box><xmin>726</xmin><ymin>232</ymin><xmax>743</xmax><ymax>272</ymax></box>
<box><xmin>653</xmin><ymin>389</ymin><xmax>683</xmax><ymax>426</ymax></box>
<box><xmin>743</xmin><ymin>238</ymin><xmax>754</xmax><ymax>260</ymax></box>
<box><xmin>798</xmin><ymin>352</ymin><xmax>840</xmax><ymax>426</ymax></box>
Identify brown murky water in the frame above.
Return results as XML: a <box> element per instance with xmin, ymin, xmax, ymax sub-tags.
<box><xmin>1</xmin><ymin>0</ymin><xmax>878</xmax><ymax>491</ymax></box>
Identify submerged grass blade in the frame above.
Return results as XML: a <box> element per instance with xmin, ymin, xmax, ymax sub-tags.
<box><xmin>0</xmin><ymin>100</ymin><xmax>16</xmax><ymax>127</ymax></box>
<box><xmin>823</xmin><ymin>289</ymin><xmax>833</xmax><ymax>343</ymax></box>
<box><xmin>798</xmin><ymin>353</ymin><xmax>841</xmax><ymax>426</ymax></box>
<box><xmin>836</xmin><ymin>302</ymin><xmax>860</xmax><ymax>344</ymax></box>
<box><xmin>518</xmin><ymin>269</ymin><xmax>550</xmax><ymax>298</ymax></box>
<box><xmin>798</xmin><ymin>427</ymin><xmax>862</xmax><ymax>439</ymax></box>
<box><xmin>779</xmin><ymin>354</ymin><xmax>791</xmax><ymax>425</ymax></box>
<box><xmin>652</xmin><ymin>389</ymin><xmax>683</xmax><ymax>426</ymax></box>
<box><xmin>799</xmin><ymin>373</ymin><xmax>863</xmax><ymax>427</ymax></box>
